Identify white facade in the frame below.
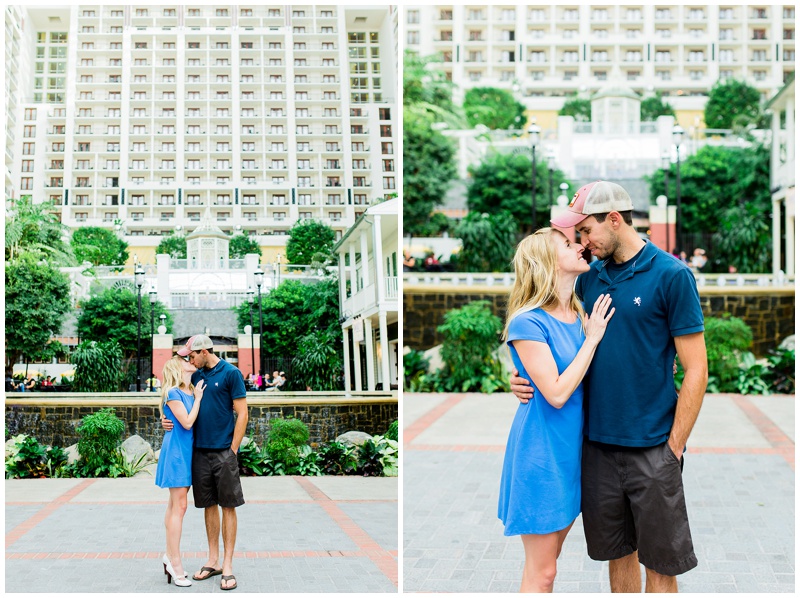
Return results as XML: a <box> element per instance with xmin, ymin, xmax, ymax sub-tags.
<box><xmin>336</xmin><ymin>197</ymin><xmax>399</xmax><ymax>392</ymax></box>
<box><xmin>767</xmin><ymin>76</ymin><xmax>795</xmax><ymax>275</ymax></box>
<box><xmin>5</xmin><ymin>5</ymin><xmax>398</xmax><ymax>263</ymax></box>
<box><xmin>405</xmin><ymin>4</ymin><xmax>795</xmax><ymax>117</ymax></box>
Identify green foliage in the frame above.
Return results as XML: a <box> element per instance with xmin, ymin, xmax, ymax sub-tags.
<box><xmin>357</xmin><ymin>435</ymin><xmax>398</xmax><ymax>477</ymax></box>
<box><xmin>463</xmin><ymin>87</ymin><xmax>526</xmax><ymax>130</ymax></box>
<box><xmin>294</xmin><ymin>445</ymin><xmax>322</xmax><ymax>476</ymax></box>
<box><xmin>155</xmin><ymin>234</ymin><xmax>187</xmax><ymax>259</ymax></box>
<box><xmin>75</xmin><ymin>408</ymin><xmax>126</xmax><ymax>477</ymax></box>
<box><xmin>712</xmin><ymin>204</ymin><xmax>771</xmax><ymax>273</ymax></box>
<box><xmin>409</xmin><ymin>212</ymin><xmax>454</xmax><ymax>238</ymax></box>
<box><xmin>5</xmin><ymin>435</ymin><xmax>48</xmax><ymax>479</ymax></box>
<box><xmin>704</xmin><ymin>316</ymin><xmax>753</xmax><ymax>386</ymax></box>
<box><xmin>235</xmin><ymin>279</ymin><xmax>339</xmax><ymax>363</ymax></box>
<box><xmin>734</xmin><ymin>352</ymin><xmax>772</xmax><ymax>395</ymax></box>
<box><xmin>558</xmin><ymin>97</ymin><xmax>591</xmax><ymax>122</ymax></box>
<box><xmin>403</xmin><ymin>349</ymin><xmax>430</xmax><ymax>391</ymax></box>
<box><xmin>385</xmin><ymin>420</ymin><xmax>398</xmax><ymax>442</ymax></box>
<box><xmin>454</xmin><ymin>211</ymin><xmax>517</xmax><ymax>272</ymax></box>
<box><xmin>72</xmin><ymin>341</ymin><xmax>123</xmax><ymax>392</ymax></box>
<box><xmin>640</xmin><ymin>93</ymin><xmax>676</xmax><ymax>121</ymax></box>
<box><xmin>5</xmin><ymin>255</ymin><xmax>72</xmax><ymax>371</ymax></box>
<box><xmin>466</xmin><ymin>151</ymin><xmax>570</xmax><ymax>235</ymax></box>
<box><xmin>76</xmin><ymin>287</ymin><xmax>173</xmax><ymax>357</ymax></box>
<box><xmin>766</xmin><ymin>348</ymin><xmax>795</xmax><ymax>394</ymax></box>
<box><xmin>5</xmin><ymin>196</ymin><xmax>74</xmax><ymax>264</ymax></box>
<box><xmin>237</xmin><ymin>439</ymin><xmax>270</xmax><ymax>476</ymax></box>
<box><xmin>71</xmin><ymin>226</ymin><xmax>129</xmax><ymax>266</ymax></box>
<box><xmin>403</xmin><ymin>51</ymin><xmax>459</xmax><ymax>116</ymax></box>
<box><xmin>318</xmin><ymin>442</ymin><xmax>359</xmax><ymax>475</ymax></box>
<box><xmin>229</xmin><ymin>233</ymin><xmax>262</xmax><ymax>259</ymax></box>
<box><xmin>285</xmin><ymin>219</ymin><xmax>336</xmax><ymax>265</ymax></box>
<box><xmin>291</xmin><ymin>330</ymin><xmax>343</xmax><ymax>391</ymax></box>
<box><xmin>438</xmin><ymin>301</ymin><xmax>505</xmax><ymax>392</ymax></box>
<box><xmin>266</xmin><ymin>418</ymin><xmax>310</xmax><ymax>467</ymax></box>
<box><xmin>704</xmin><ymin>79</ymin><xmax>762</xmax><ymax>130</ymax></box>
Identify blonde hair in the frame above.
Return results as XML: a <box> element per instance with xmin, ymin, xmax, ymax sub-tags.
<box><xmin>502</xmin><ymin>227</ymin><xmax>585</xmax><ymax>340</ymax></box>
<box><xmin>158</xmin><ymin>356</ymin><xmax>193</xmax><ymax>419</ymax></box>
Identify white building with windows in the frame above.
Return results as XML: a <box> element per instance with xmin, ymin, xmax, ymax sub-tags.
<box><xmin>5</xmin><ymin>5</ymin><xmax>398</xmax><ymax>266</ymax></box>
<box><xmin>405</xmin><ymin>4</ymin><xmax>795</xmax><ymax>132</ymax></box>
<box><xmin>766</xmin><ymin>74</ymin><xmax>795</xmax><ymax>276</ymax></box>
<box><xmin>336</xmin><ymin>197</ymin><xmax>399</xmax><ymax>392</ymax></box>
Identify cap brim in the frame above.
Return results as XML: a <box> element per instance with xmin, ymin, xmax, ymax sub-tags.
<box><xmin>550</xmin><ymin>210</ymin><xmax>590</xmax><ymax>229</ymax></box>
<box><xmin>176</xmin><ymin>347</ymin><xmax>191</xmax><ymax>356</ymax></box>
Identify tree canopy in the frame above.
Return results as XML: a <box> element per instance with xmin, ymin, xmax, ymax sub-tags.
<box><xmin>285</xmin><ymin>219</ymin><xmax>336</xmax><ymax>265</ymax></box>
<box><xmin>454</xmin><ymin>211</ymin><xmax>518</xmax><ymax>272</ymax></box>
<box><xmin>558</xmin><ymin>97</ymin><xmax>591</xmax><ymax>122</ymax></box>
<box><xmin>640</xmin><ymin>93</ymin><xmax>676</xmax><ymax>121</ymax></box>
<box><xmin>5</xmin><ymin>255</ymin><xmax>72</xmax><ymax>370</ymax></box>
<box><xmin>467</xmin><ymin>150</ymin><xmax>570</xmax><ymax>234</ymax></box>
<box><xmin>155</xmin><ymin>234</ymin><xmax>187</xmax><ymax>259</ymax></box>
<box><xmin>229</xmin><ymin>233</ymin><xmax>262</xmax><ymax>258</ymax></box>
<box><xmin>704</xmin><ymin>79</ymin><xmax>763</xmax><ymax>130</ymax></box>
<box><xmin>5</xmin><ymin>196</ymin><xmax>74</xmax><ymax>265</ymax></box>
<box><xmin>463</xmin><ymin>87</ymin><xmax>526</xmax><ymax>130</ymax></box>
<box><xmin>71</xmin><ymin>226</ymin><xmax>129</xmax><ymax>266</ymax></box>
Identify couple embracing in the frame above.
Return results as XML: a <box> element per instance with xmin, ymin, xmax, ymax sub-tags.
<box><xmin>154</xmin><ymin>334</ymin><xmax>248</xmax><ymax>591</ymax></box>
<box><xmin>498</xmin><ymin>181</ymin><xmax>708</xmax><ymax>592</ymax></box>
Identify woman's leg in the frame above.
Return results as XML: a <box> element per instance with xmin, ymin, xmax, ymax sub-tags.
<box><xmin>165</xmin><ymin>487</ymin><xmax>190</xmax><ymax>576</ymax></box>
<box><xmin>520</xmin><ymin>521</ymin><xmax>575</xmax><ymax>593</ymax></box>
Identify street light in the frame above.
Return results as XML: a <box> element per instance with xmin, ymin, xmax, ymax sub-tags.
<box><xmin>528</xmin><ymin>123</ymin><xmax>541</xmax><ymax>232</ymax></box>
<box><xmin>134</xmin><ymin>263</ymin><xmax>145</xmax><ymax>392</ymax></box>
<box><xmin>254</xmin><ymin>265</ymin><xmax>264</xmax><ymax>383</ymax></box>
<box><xmin>148</xmin><ymin>287</ymin><xmax>157</xmax><ymax>391</ymax></box>
<box><xmin>547</xmin><ymin>154</ymin><xmax>555</xmax><ymax>208</ymax></box>
<box><xmin>275</xmin><ymin>253</ymin><xmax>282</xmax><ymax>287</ymax></box>
<box><xmin>247</xmin><ymin>286</ymin><xmax>255</xmax><ymax>384</ymax></box>
<box><xmin>159</xmin><ymin>313</ymin><xmax>167</xmax><ymax>334</ymax></box>
<box><xmin>662</xmin><ymin>151</ymin><xmax>671</xmax><ymax>253</ymax></box>
<box><xmin>672</xmin><ymin>125</ymin><xmax>685</xmax><ymax>252</ymax></box>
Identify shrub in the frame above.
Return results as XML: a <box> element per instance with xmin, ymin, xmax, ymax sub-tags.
<box><xmin>385</xmin><ymin>420</ymin><xmax>398</xmax><ymax>442</ymax></box>
<box><xmin>237</xmin><ymin>439</ymin><xmax>269</xmax><ymax>476</ymax></box>
<box><xmin>318</xmin><ymin>442</ymin><xmax>358</xmax><ymax>475</ymax></box>
<box><xmin>766</xmin><ymin>348</ymin><xmax>795</xmax><ymax>394</ymax></box>
<box><xmin>358</xmin><ymin>435</ymin><xmax>398</xmax><ymax>477</ymax></box>
<box><xmin>266</xmin><ymin>417</ymin><xmax>310</xmax><ymax>467</ymax></box>
<box><xmin>72</xmin><ymin>340</ymin><xmax>123</xmax><ymax>392</ymax></box>
<box><xmin>5</xmin><ymin>435</ymin><xmax>70</xmax><ymax>479</ymax></box>
<box><xmin>76</xmin><ymin>408</ymin><xmax>126</xmax><ymax>476</ymax></box>
<box><xmin>403</xmin><ymin>349</ymin><xmax>430</xmax><ymax>391</ymax></box>
<box><xmin>703</xmin><ymin>315</ymin><xmax>753</xmax><ymax>387</ymax></box>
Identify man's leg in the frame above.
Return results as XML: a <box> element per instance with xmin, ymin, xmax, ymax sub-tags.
<box><xmin>645</xmin><ymin>568</ymin><xmax>678</xmax><ymax>593</ymax></box>
<box><xmin>193</xmin><ymin>506</ymin><xmax>221</xmax><ymax>578</ymax></box>
<box><xmin>609</xmin><ymin>552</ymin><xmax>642</xmax><ymax>593</ymax></box>
<box><xmin>221</xmin><ymin>507</ymin><xmax>238</xmax><ymax>590</ymax></box>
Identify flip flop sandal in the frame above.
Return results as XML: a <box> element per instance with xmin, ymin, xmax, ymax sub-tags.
<box><xmin>221</xmin><ymin>574</ymin><xmax>237</xmax><ymax>591</ymax></box>
<box><xmin>192</xmin><ymin>566</ymin><xmax>223</xmax><ymax>581</ymax></box>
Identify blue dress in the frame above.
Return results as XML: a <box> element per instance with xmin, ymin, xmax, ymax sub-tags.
<box><xmin>498</xmin><ymin>308</ymin><xmax>585</xmax><ymax>535</ymax></box>
<box><xmin>155</xmin><ymin>387</ymin><xmax>195</xmax><ymax>488</ymax></box>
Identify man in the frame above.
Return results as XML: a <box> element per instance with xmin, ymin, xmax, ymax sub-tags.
<box><xmin>162</xmin><ymin>334</ymin><xmax>248</xmax><ymax>591</ymax></box>
<box><xmin>265</xmin><ymin>370</ymin><xmax>281</xmax><ymax>391</ymax></box>
<box><xmin>511</xmin><ymin>181</ymin><xmax>708</xmax><ymax>593</ymax></box>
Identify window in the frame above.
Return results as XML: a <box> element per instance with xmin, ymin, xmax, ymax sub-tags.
<box><xmin>381</xmin><ymin>142</ymin><xmax>393</xmax><ymax>155</ymax></box>
<box><xmin>380</xmin><ymin>125</ymin><xmax>392</xmax><ymax>137</ymax></box>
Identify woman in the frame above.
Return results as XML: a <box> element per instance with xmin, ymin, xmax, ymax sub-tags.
<box><xmin>155</xmin><ymin>356</ymin><xmax>206</xmax><ymax>587</ymax></box>
<box><xmin>498</xmin><ymin>228</ymin><xmax>614</xmax><ymax>592</ymax></box>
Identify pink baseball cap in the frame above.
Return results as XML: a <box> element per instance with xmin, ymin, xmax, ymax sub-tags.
<box><xmin>177</xmin><ymin>334</ymin><xmax>214</xmax><ymax>356</ymax></box>
<box><xmin>550</xmin><ymin>180</ymin><xmax>634</xmax><ymax>229</ymax></box>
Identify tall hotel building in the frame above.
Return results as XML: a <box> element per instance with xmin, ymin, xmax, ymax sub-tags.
<box><xmin>405</xmin><ymin>4</ymin><xmax>795</xmax><ymax>130</ymax></box>
<box><xmin>5</xmin><ymin>5</ymin><xmax>398</xmax><ymax>264</ymax></box>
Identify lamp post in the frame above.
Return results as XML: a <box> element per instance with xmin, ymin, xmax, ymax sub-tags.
<box><xmin>547</xmin><ymin>154</ymin><xmax>555</xmax><ymax>208</ymax></box>
<box><xmin>159</xmin><ymin>313</ymin><xmax>166</xmax><ymax>334</ymax></box>
<box><xmin>254</xmin><ymin>265</ymin><xmax>264</xmax><ymax>382</ymax></box>
<box><xmin>662</xmin><ymin>151</ymin><xmax>671</xmax><ymax>253</ymax></box>
<box><xmin>134</xmin><ymin>263</ymin><xmax>145</xmax><ymax>392</ymax></box>
<box><xmin>528</xmin><ymin>123</ymin><xmax>541</xmax><ymax>232</ymax></box>
<box><xmin>276</xmin><ymin>254</ymin><xmax>282</xmax><ymax>287</ymax></box>
<box><xmin>672</xmin><ymin>125</ymin><xmax>684</xmax><ymax>252</ymax></box>
<box><xmin>247</xmin><ymin>286</ymin><xmax>255</xmax><ymax>383</ymax></box>
<box><xmin>148</xmin><ymin>287</ymin><xmax>157</xmax><ymax>391</ymax></box>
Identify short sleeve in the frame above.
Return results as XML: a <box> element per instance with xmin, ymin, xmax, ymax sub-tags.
<box><xmin>229</xmin><ymin>368</ymin><xmax>248</xmax><ymax>399</ymax></box>
<box><xmin>166</xmin><ymin>387</ymin><xmax>182</xmax><ymax>402</ymax></box>
<box><xmin>506</xmin><ymin>311</ymin><xmax>548</xmax><ymax>346</ymax></box>
<box><xmin>667</xmin><ymin>268</ymin><xmax>705</xmax><ymax>337</ymax></box>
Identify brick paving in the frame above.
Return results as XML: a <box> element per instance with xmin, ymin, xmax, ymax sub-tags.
<box><xmin>403</xmin><ymin>392</ymin><xmax>795</xmax><ymax>593</ymax></box>
<box><xmin>5</xmin><ymin>475</ymin><xmax>397</xmax><ymax>593</ymax></box>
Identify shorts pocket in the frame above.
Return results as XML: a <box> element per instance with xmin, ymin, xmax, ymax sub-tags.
<box><xmin>663</xmin><ymin>442</ymin><xmax>684</xmax><ymax>472</ymax></box>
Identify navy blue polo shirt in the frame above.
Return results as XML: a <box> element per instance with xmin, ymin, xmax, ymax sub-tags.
<box><xmin>191</xmin><ymin>358</ymin><xmax>247</xmax><ymax>449</ymax></box>
<box><xmin>576</xmin><ymin>241</ymin><xmax>704</xmax><ymax>447</ymax></box>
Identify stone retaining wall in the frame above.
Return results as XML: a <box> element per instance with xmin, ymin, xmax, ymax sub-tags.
<box><xmin>5</xmin><ymin>393</ymin><xmax>398</xmax><ymax>449</ymax></box>
<box><xmin>403</xmin><ymin>285</ymin><xmax>795</xmax><ymax>356</ymax></box>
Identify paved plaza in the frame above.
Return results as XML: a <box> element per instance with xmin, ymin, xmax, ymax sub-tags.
<box><xmin>6</xmin><ymin>475</ymin><xmax>397</xmax><ymax>593</ymax></box>
<box><xmin>404</xmin><ymin>392</ymin><xmax>795</xmax><ymax>593</ymax></box>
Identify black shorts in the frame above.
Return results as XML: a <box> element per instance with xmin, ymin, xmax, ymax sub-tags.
<box><xmin>581</xmin><ymin>439</ymin><xmax>697</xmax><ymax>576</ymax></box>
<box><xmin>192</xmin><ymin>448</ymin><xmax>245</xmax><ymax>509</ymax></box>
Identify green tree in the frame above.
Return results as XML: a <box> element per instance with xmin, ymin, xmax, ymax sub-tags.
<box><xmin>640</xmin><ymin>93</ymin><xmax>676</xmax><ymax>121</ymax></box>
<box><xmin>463</xmin><ymin>87</ymin><xmax>526</xmax><ymax>130</ymax></box>
<box><xmin>5</xmin><ymin>255</ymin><xmax>72</xmax><ymax>371</ymax></box>
<box><xmin>155</xmin><ymin>234</ymin><xmax>187</xmax><ymax>259</ymax></box>
<box><xmin>235</xmin><ymin>279</ymin><xmax>340</xmax><ymax>361</ymax></box>
<box><xmin>285</xmin><ymin>220</ymin><xmax>336</xmax><ymax>265</ymax></box>
<box><xmin>467</xmin><ymin>151</ymin><xmax>570</xmax><ymax>234</ymax></box>
<box><xmin>229</xmin><ymin>234</ymin><xmax>262</xmax><ymax>259</ymax></box>
<box><xmin>559</xmin><ymin>97</ymin><xmax>591</xmax><ymax>121</ymax></box>
<box><xmin>403</xmin><ymin>51</ymin><xmax>459</xmax><ymax>118</ymax></box>
<box><xmin>5</xmin><ymin>196</ymin><xmax>74</xmax><ymax>264</ymax></box>
<box><xmin>704</xmin><ymin>79</ymin><xmax>762</xmax><ymax>130</ymax></box>
<box><xmin>72</xmin><ymin>341</ymin><xmax>123</xmax><ymax>392</ymax></box>
<box><xmin>454</xmin><ymin>211</ymin><xmax>518</xmax><ymax>272</ymax></box>
<box><xmin>292</xmin><ymin>330</ymin><xmax>343</xmax><ymax>391</ymax></box>
<box><xmin>71</xmin><ymin>226</ymin><xmax>129</xmax><ymax>266</ymax></box>
<box><xmin>76</xmin><ymin>287</ymin><xmax>173</xmax><ymax>358</ymax></box>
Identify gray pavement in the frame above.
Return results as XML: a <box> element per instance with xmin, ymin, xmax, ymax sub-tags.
<box><xmin>5</xmin><ymin>475</ymin><xmax>397</xmax><ymax>594</ymax></box>
<box><xmin>403</xmin><ymin>392</ymin><xmax>795</xmax><ymax>593</ymax></box>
